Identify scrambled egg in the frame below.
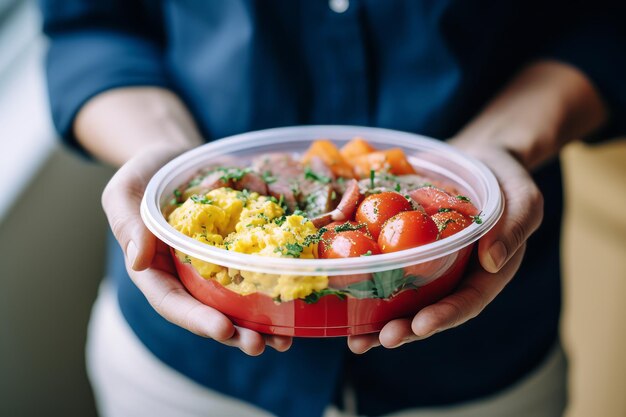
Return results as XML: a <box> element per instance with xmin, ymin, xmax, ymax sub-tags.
<box><xmin>168</xmin><ymin>188</ymin><xmax>328</xmax><ymax>301</ymax></box>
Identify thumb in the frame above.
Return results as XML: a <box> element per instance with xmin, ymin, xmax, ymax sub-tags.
<box><xmin>102</xmin><ymin>146</ymin><xmax>182</xmax><ymax>270</ymax></box>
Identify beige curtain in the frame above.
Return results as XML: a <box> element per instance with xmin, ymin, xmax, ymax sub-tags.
<box><xmin>562</xmin><ymin>140</ymin><xmax>626</xmax><ymax>417</ymax></box>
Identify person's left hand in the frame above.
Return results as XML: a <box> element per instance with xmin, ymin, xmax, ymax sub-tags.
<box><xmin>347</xmin><ymin>143</ymin><xmax>544</xmax><ymax>353</ymax></box>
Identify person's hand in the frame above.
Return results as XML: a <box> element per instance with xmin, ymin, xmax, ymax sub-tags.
<box><xmin>101</xmin><ymin>145</ymin><xmax>293</xmax><ymax>355</ymax></box>
<box><xmin>347</xmin><ymin>143</ymin><xmax>543</xmax><ymax>353</ymax></box>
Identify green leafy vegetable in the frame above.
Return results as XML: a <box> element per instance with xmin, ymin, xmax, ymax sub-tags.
<box><xmin>303</xmin><ymin>289</ymin><xmax>347</xmax><ymax>304</ymax></box>
<box><xmin>341</xmin><ymin>268</ymin><xmax>421</xmax><ymax>299</ymax></box>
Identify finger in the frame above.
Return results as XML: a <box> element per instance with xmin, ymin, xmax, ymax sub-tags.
<box><xmin>378</xmin><ymin>318</ymin><xmax>420</xmax><ymax>348</ymax></box>
<box><xmin>221</xmin><ymin>327</ymin><xmax>266</xmax><ymax>356</ymax></box>
<box><xmin>347</xmin><ymin>333</ymin><xmax>381</xmax><ymax>354</ymax></box>
<box><xmin>411</xmin><ymin>243</ymin><xmax>526</xmax><ymax>337</ymax></box>
<box><xmin>130</xmin><ymin>267</ymin><xmax>236</xmax><ymax>341</ymax></box>
<box><xmin>476</xmin><ymin>150</ymin><xmax>543</xmax><ymax>272</ymax></box>
<box><xmin>102</xmin><ymin>147</ymin><xmax>182</xmax><ymax>271</ymax></box>
<box><xmin>264</xmin><ymin>334</ymin><xmax>293</xmax><ymax>352</ymax></box>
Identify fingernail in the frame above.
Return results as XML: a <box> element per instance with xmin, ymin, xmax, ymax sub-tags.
<box><xmin>412</xmin><ymin>317</ymin><xmax>432</xmax><ymax>337</ymax></box>
<box><xmin>486</xmin><ymin>241</ymin><xmax>507</xmax><ymax>272</ymax></box>
<box><xmin>126</xmin><ymin>241</ymin><xmax>139</xmax><ymax>270</ymax></box>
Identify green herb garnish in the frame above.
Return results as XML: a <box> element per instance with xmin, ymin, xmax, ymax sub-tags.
<box><xmin>361</xmin><ymin>250</ymin><xmax>373</xmax><ymax>257</ymax></box>
<box><xmin>274</xmin><ymin>242</ymin><xmax>305</xmax><ymax>258</ymax></box>
<box><xmin>438</xmin><ymin>208</ymin><xmax>452</xmax><ymax>213</ymax></box>
<box><xmin>273</xmin><ymin>215</ymin><xmax>287</xmax><ymax>226</ymax></box>
<box><xmin>304</xmin><ymin>166</ymin><xmax>331</xmax><ymax>184</ymax></box>
<box><xmin>334</xmin><ymin>223</ymin><xmax>366</xmax><ymax>233</ymax></box>
<box><xmin>471</xmin><ymin>213</ymin><xmax>483</xmax><ymax>224</ymax></box>
<box><xmin>216</xmin><ymin>167</ymin><xmax>252</xmax><ymax>182</ymax></box>
<box><xmin>261</xmin><ymin>171</ymin><xmax>277</xmax><ymax>184</ymax></box>
<box><xmin>190</xmin><ymin>195</ymin><xmax>213</xmax><ymax>204</ymax></box>
<box><xmin>456</xmin><ymin>195</ymin><xmax>471</xmax><ymax>202</ymax></box>
<box><xmin>370</xmin><ymin>169</ymin><xmax>376</xmax><ymax>188</ymax></box>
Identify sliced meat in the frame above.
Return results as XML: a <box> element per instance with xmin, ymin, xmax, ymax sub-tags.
<box><xmin>358</xmin><ymin>174</ymin><xmax>431</xmax><ymax>195</ymax></box>
<box><xmin>252</xmin><ymin>153</ymin><xmax>304</xmax><ymax>211</ymax></box>
<box><xmin>408</xmin><ymin>186</ymin><xmax>479</xmax><ymax>217</ymax></box>
<box><xmin>311</xmin><ymin>212</ymin><xmax>334</xmax><ymax>228</ymax></box>
<box><xmin>307</xmin><ymin>156</ymin><xmax>336</xmax><ymax>182</ymax></box>
<box><xmin>182</xmin><ymin>171</ymin><xmax>228</xmax><ymax>199</ymax></box>
<box><xmin>310</xmin><ymin>179</ymin><xmax>362</xmax><ymax>228</ymax></box>
<box><xmin>299</xmin><ymin>183</ymin><xmax>333</xmax><ymax>218</ymax></box>
<box><xmin>333</xmin><ymin>179</ymin><xmax>361</xmax><ymax>220</ymax></box>
<box><xmin>233</xmin><ymin>172</ymin><xmax>268</xmax><ymax>195</ymax></box>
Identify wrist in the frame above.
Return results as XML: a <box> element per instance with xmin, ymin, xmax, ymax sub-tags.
<box><xmin>452</xmin><ymin>61</ymin><xmax>607</xmax><ymax>170</ymax></box>
<box><xmin>75</xmin><ymin>87</ymin><xmax>203</xmax><ymax>167</ymax></box>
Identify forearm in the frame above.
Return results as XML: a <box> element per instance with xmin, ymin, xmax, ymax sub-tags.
<box><xmin>453</xmin><ymin>61</ymin><xmax>607</xmax><ymax>169</ymax></box>
<box><xmin>74</xmin><ymin>87</ymin><xmax>204</xmax><ymax>167</ymax></box>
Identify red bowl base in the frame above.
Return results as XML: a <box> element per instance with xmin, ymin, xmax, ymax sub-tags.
<box><xmin>173</xmin><ymin>245</ymin><xmax>472</xmax><ymax>337</ymax></box>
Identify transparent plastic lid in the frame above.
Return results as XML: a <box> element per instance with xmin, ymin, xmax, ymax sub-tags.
<box><xmin>140</xmin><ymin>126</ymin><xmax>504</xmax><ymax>276</ymax></box>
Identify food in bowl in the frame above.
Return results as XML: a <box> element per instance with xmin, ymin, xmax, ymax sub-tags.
<box><xmin>140</xmin><ymin>126</ymin><xmax>503</xmax><ymax>336</ymax></box>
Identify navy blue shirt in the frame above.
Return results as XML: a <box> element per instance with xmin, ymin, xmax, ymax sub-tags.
<box><xmin>41</xmin><ymin>1</ymin><xmax>626</xmax><ymax>416</ymax></box>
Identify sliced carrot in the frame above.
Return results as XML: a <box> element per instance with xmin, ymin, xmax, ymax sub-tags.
<box><xmin>349</xmin><ymin>148</ymin><xmax>417</xmax><ymax>178</ymax></box>
<box><xmin>302</xmin><ymin>140</ymin><xmax>354</xmax><ymax>178</ymax></box>
<box><xmin>340</xmin><ymin>137</ymin><xmax>377</xmax><ymax>160</ymax></box>
<box><xmin>384</xmin><ymin>148</ymin><xmax>417</xmax><ymax>175</ymax></box>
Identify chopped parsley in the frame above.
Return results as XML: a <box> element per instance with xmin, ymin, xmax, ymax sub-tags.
<box><xmin>304</xmin><ymin>166</ymin><xmax>331</xmax><ymax>184</ymax></box>
<box><xmin>190</xmin><ymin>195</ymin><xmax>213</xmax><ymax>204</ymax></box>
<box><xmin>236</xmin><ymin>189</ymin><xmax>252</xmax><ymax>204</ymax></box>
<box><xmin>437</xmin><ymin>218</ymin><xmax>456</xmax><ymax>232</ymax></box>
<box><xmin>456</xmin><ymin>195</ymin><xmax>471</xmax><ymax>202</ymax></box>
<box><xmin>274</xmin><ymin>242</ymin><xmax>305</xmax><ymax>258</ymax></box>
<box><xmin>471</xmin><ymin>213</ymin><xmax>484</xmax><ymax>224</ymax></box>
<box><xmin>370</xmin><ymin>169</ymin><xmax>376</xmax><ymax>188</ymax></box>
<box><xmin>302</xmin><ymin>227</ymin><xmax>328</xmax><ymax>246</ymax></box>
<box><xmin>273</xmin><ymin>215</ymin><xmax>287</xmax><ymax>226</ymax></box>
<box><xmin>394</xmin><ymin>183</ymin><xmax>402</xmax><ymax>192</ymax></box>
<box><xmin>438</xmin><ymin>208</ymin><xmax>452</xmax><ymax>213</ymax></box>
<box><xmin>293</xmin><ymin>209</ymin><xmax>307</xmax><ymax>218</ymax></box>
<box><xmin>215</xmin><ymin>167</ymin><xmax>252</xmax><ymax>182</ymax></box>
<box><xmin>261</xmin><ymin>171</ymin><xmax>277</xmax><ymax>184</ymax></box>
<box><xmin>334</xmin><ymin>222</ymin><xmax>366</xmax><ymax>233</ymax></box>
<box><xmin>361</xmin><ymin>250</ymin><xmax>373</xmax><ymax>257</ymax></box>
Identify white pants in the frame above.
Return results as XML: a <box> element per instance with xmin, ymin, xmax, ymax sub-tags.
<box><xmin>87</xmin><ymin>282</ymin><xmax>567</xmax><ymax>417</ymax></box>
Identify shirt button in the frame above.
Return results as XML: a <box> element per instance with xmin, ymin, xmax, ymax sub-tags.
<box><xmin>329</xmin><ymin>0</ymin><xmax>349</xmax><ymax>13</ymax></box>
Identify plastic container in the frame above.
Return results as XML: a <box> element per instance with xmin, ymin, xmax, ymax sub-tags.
<box><xmin>141</xmin><ymin>126</ymin><xmax>503</xmax><ymax>337</ymax></box>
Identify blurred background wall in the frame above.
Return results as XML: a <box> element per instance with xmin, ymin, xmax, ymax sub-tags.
<box><xmin>0</xmin><ymin>1</ymin><xmax>624</xmax><ymax>416</ymax></box>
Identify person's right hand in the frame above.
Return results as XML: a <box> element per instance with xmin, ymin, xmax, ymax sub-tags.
<box><xmin>101</xmin><ymin>145</ymin><xmax>293</xmax><ymax>355</ymax></box>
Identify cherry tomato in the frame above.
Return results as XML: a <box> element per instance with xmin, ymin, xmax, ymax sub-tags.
<box><xmin>408</xmin><ymin>186</ymin><xmax>479</xmax><ymax>217</ymax></box>
<box><xmin>378</xmin><ymin>211</ymin><xmax>438</xmax><ymax>253</ymax></box>
<box><xmin>355</xmin><ymin>191</ymin><xmax>413</xmax><ymax>239</ymax></box>
<box><xmin>318</xmin><ymin>230</ymin><xmax>381</xmax><ymax>259</ymax></box>
<box><xmin>431</xmin><ymin>210</ymin><xmax>471</xmax><ymax>239</ymax></box>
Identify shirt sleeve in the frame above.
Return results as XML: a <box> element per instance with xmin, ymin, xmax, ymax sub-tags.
<box><xmin>40</xmin><ymin>0</ymin><xmax>171</xmax><ymax>153</ymax></box>
<box><xmin>541</xmin><ymin>3</ymin><xmax>626</xmax><ymax>141</ymax></box>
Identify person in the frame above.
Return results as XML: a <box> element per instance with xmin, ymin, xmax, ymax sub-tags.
<box><xmin>40</xmin><ymin>1</ymin><xmax>625</xmax><ymax>416</ymax></box>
